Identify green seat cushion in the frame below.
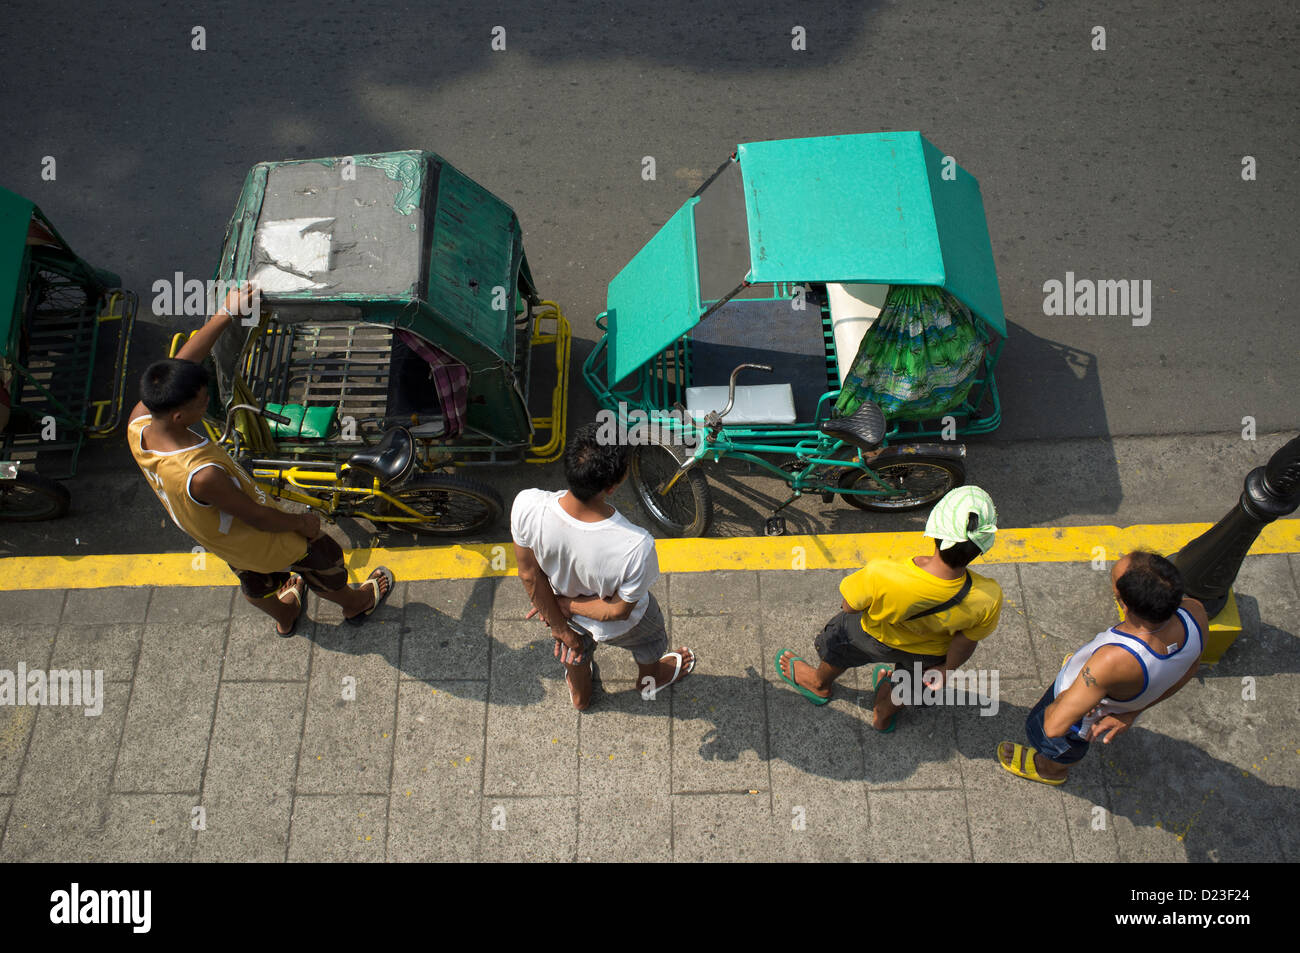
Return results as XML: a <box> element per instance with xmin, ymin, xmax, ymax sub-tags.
<box><xmin>300</xmin><ymin>405</ymin><xmax>337</xmax><ymax>440</ymax></box>
<box><xmin>264</xmin><ymin>402</ymin><xmax>304</xmax><ymax>437</ymax></box>
<box><xmin>264</xmin><ymin>403</ymin><xmax>337</xmax><ymax>440</ymax></box>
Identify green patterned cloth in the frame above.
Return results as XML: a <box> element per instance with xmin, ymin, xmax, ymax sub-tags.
<box><xmin>834</xmin><ymin>285</ymin><xmax>986</xmax><ymax>421</ymax></box>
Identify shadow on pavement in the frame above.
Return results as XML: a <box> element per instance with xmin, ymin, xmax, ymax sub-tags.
<box><xmin>292</xmin><ymin>574</ymin><xmax>1297</xmax><ymax>863</ymax></box>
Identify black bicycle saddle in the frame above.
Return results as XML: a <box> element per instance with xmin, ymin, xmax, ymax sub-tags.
<box><xmin>818</xmin><ymin>401</ymin><xmax>887</xmax><ymax>451</ymax></box>
<box><xmin>348</xmin><ymin>427</ymin><xmax>415</xmax><ymax>483</ymax></box>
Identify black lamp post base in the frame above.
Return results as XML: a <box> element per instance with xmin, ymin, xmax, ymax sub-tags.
<box><xmin>1171</xmin><ymin>436</ymin><xmax>1300</xmax><ymax>615</ymax></box>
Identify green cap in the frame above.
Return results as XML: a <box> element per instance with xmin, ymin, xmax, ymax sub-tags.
<box><xmin>924</xmin><ymin>485</ymin><xmax>998</xmax><ymax>554</ymax></box>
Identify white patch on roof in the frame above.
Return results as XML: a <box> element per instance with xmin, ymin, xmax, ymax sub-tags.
<box><xmin>252</xmin><ymin>217</ymin><xmax>335</xmax><ymax>292</ymax></box>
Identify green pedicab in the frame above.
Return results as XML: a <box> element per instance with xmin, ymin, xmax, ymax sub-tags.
<box><xmin>174</xmin><ymin>151</ymin><xmax>570</xmax><ymax>536</ymax></box>
<box><xmin>0</xmin><ymin>188</ymin><xmax>138</xmax><ymax>520</ymax></box>
<box><xmin>582</xmin><ymin>132</ymin><xmax>1005</xmax><ymax>536</ymax></box>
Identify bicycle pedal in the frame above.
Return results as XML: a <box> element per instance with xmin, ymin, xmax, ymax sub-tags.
<box><xmin>819</xmin><ymin>490</ymin><xmax>834</xmax><ymax>504</ymax></box>
<box><xmin>764</xmin><ymin>516</ymin><xmax>786</xmax><ymax>537</ymax></box>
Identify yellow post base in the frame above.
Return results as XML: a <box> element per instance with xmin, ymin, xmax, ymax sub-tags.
<box><xmin>1200</xmin><ymin>589</ymin><xmax>1243</xmax><ymax>665</ymax></box>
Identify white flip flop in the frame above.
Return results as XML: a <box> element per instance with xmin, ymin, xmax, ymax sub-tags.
<box><xmin>646</xmin><ymin>648</ymin><xmax>697</xmax><ymax>698</ymax></box>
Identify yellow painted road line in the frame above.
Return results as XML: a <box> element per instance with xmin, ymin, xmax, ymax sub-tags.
<box><xmin>1</xmin><ymin>520</ymin><xmax>1297</xmax><ymax>592</ymax></box>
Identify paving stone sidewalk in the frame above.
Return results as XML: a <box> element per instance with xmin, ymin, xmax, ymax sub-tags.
<box><xmin>0</xmin><ymin>554</ymin><xmax>1296</xmax><ymax>863</ymax></box>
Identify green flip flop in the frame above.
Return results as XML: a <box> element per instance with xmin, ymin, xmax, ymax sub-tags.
<box><xmin>775</xmin><ymin>649</ymin><xmax>830</xmax><ymax>706</ymax></box>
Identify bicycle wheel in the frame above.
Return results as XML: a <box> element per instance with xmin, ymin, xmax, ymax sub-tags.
<box><xmin>630</xmin><ymin>443</ymin><xmax>712</xmax><ymax>537</ymax></box>
<box><xmin>31</xmin><ymin>269</ymin><xmax>90</xmax><ymax>316</ymax></box>
<box><xmin>0</xmin><ymin>470</ymin><xmax>71</xmax><ymax>521</ymax></box>
<box><xmin>375</xmin><ymin>473</ymin><xmax>503</xmax><ymax>537</ymax></box>
<box><xmin>838</xmin><ymin>455</ymin><xmax>964</xmax><ymax>512</ymax></box>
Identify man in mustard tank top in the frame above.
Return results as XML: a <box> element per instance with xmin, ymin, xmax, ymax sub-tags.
<box><xmin>127</xmin><ymin>285</ymin><xmax>394</xmax><ymax>636</ymax></box>
<box><xmin>997</xmin><ymin>551</ymin><xmax>1208</xmax><ymax>786</ymax></box>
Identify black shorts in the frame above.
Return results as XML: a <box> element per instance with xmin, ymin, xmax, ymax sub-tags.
<box><xmin>231</xmin><ymin>534</ymin><xmax>349</xmax><ymax>599</ymax></box>
<box><xmin>814</xmin><ymin>611</ymin><xmax>947</xmax><ymax>671</ymax></box>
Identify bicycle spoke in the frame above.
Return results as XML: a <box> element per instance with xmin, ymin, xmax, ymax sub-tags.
<box><xmin>638</xmin><ymin>448</ymin><xmax>695</xmax><ymax>524</ymax></box>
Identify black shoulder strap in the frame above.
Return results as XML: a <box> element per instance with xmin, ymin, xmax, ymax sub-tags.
<box><xmin>905</xmin><ymin>572</ymin><xmax>972</xmax><ymax>622</ymax></box>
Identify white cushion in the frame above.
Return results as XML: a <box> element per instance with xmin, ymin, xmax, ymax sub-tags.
<box><xmin>827</xmin><ymin>282</ymin><xmax>889</xmax><ymax>384</ymax></box>
<box><xmin>686</xmin><ymin>384</ymin><xmax>797</xmax><ymax>425</ymax></box>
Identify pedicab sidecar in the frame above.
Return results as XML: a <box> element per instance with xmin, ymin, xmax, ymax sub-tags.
<box><xmin>581</xmin><ymin>132</ymin><xmax>1005</xmax><ymax>536</ymax></box>
<box><xmin>0</xmin><ymin>187</ymin><xmax>138</xmax><ymax>520</ymax></box>
<box><xmin>179</xmin><ymin>151</ymin><xmax>571</xmax><ymax>533</ymax></box>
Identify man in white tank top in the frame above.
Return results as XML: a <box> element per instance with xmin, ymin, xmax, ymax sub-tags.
<box><xmin>998</xmin><ymin>551</ymin><xmax>1208</xmax><ymax>785</ymax></box>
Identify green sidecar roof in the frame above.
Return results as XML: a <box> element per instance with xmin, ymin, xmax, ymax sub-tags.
<box><xmin>214</xmin><ymin>151</ymin><xmax>535</xmax><ymax>369</ymax></box>
<box><xmin>604</xmin><ymin>131</ymin><xmax>1004</xmax><ymax>384</ymax></box>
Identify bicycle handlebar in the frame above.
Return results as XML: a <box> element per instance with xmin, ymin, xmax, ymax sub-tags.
<box><xmin>715</xmin><ymin>363</ymin><xmax>773</xmax><ymax>421</ymax></box>
<box><xmin>658</xmin><ymin>362</ymin><xmax>775</xmax><ymax>493</ymax></box>
<box><xmin>219</xmin><ymin>403</ymin><xmax>290</xmax><ymax>444</ymax></box>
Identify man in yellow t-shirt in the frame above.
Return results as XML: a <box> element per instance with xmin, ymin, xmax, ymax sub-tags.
<box><xmin>127</xmin><ymin>284</ymin><xmax>394</xmax><ymax>637</ymax></box>
<box><xmin>777</xmin><ymin>486</ymin><xmax>1003</xmax><ymax>731</ymax></box>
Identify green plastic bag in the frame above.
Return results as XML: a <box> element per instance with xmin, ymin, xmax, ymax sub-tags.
<box><xmin>834</xmin><ymin>285</ymin><xmax>986</xmax><ymax>421</ymax></box>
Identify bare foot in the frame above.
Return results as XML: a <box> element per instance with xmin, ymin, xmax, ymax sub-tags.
<box><xmin>275</xmin><ymin>575</ymin><xmax>306</xmax><ymax>636</ymax></box>
<box><xmin>998</xmin><ymin>742</ymin><xmax>1069</xmax><ymax>781</ymax></box>
<box><xmin>345</xmin><ymin>567</ymin><xmax>392</xmax><ymax>622</ymax></box>
<box><xmin>869</xmin><ymin>665</ymin><xmax>896</xmax><ymax>731</ymax></box>
<box><xmin>565</xmin><ymin>663</ymin><xmax>593</xmax><ymax>711</ymax></box>
<box><xmin>777</xmin><ymin>650</ymin><xmax>830</xmax><ymax>700</ymax></box>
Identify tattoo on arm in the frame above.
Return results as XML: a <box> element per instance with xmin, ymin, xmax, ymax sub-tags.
<box><xmin>1081</xmin><ymin>665</ymin><xmax>1097</xmax><ymax>688</ymax></box>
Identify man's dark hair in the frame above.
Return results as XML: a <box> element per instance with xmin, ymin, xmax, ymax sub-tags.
<box><xmin>936</xmin><ymin>512</ymin><xmax>984</xmax><ymax>568</ymax></box>
<box><xmin>1116</xmin><ymin>551</ymin><xmax>1184</xmax><ymax>624</ymax></box>
<box><xmin>937</xmin><ymin>538</ymin><xmax>983</xmax><ymax>569</ymax></box>
<box><xmin>140</xmin><ymin>359</ymin><xmax>209</xmax><ymax>414</ymax></box>
<box><xmin>564</xmin><ymin>421</ymin><xmax>630</xmax><ymax>502</ymax></box>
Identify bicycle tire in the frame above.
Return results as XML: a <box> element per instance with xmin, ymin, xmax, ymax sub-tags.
<box><xmin>630</xmin><ymin>442</ymin><xmax>712</xmax><ymax>537</ymax></box>
<box><xmin>838</xmin><ymin>455</ymin><xmax>965</xmax><ymax>512</ymax></box>
<box><xmin>0</xmin><ymin>470</ymin><xmax>71</xmax><ymax>521</ymax></box>
<box><xmin>375</xmin><ymin>473</ymin><xmax>503</xmax><ymax>537</ymax></box>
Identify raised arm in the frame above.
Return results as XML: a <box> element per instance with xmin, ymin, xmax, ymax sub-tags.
<box><xmin>128</xmin><ymin>284</ymin><xmax>255</xmax><ymax>423</ymax></box>
<box><xmin>174</xmin><ymin>283</ymin><xmax>257</xmax><ymax>365</ymax></box>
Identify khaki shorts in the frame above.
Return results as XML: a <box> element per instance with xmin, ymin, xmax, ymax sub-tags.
<box><xmin>230</xmin><ymin>534</ymin><xmax>349</xmax><ymax>599</ymax></box>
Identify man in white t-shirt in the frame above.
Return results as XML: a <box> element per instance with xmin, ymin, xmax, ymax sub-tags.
<box><xmin>511</xmin><ymin>422</ymin><xmax>696</xmax><ymax>710</ymax></box>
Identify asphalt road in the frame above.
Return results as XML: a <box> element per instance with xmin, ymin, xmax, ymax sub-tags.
<box><xmin>1</xmin><ymin>0</ymin><xmax>1297</xmax><ymax>555</ymax></box>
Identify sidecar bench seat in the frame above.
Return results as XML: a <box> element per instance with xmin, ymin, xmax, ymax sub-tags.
<box><xmin>826</xmin><ymin>282</ymin><xmax>889</xmax><ymax>385</ymax></box>
<box><xmin>382</xmin><ymin>413</ymin><xmax>447</xmax><ymax>439</ymax></box>
<box><xmin>686</xmin><ymin>296</ymin><xmax>827</xmax><ymax>423</ymax></box>
<box><xmin>384</xmin><ymin>334</ymin><xmax>448</xmax><ymax>438</ymax></box>
<box><xmin>685</xmin><ymin>384</ymin><xmax>797</xmax><ymax>425</ymax></box>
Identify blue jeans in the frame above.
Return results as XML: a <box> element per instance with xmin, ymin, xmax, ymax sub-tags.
<box><xmin>1024</xmin><ymin>685</ymin><xmax>1090</xmax><ymax>765</ymax></box>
